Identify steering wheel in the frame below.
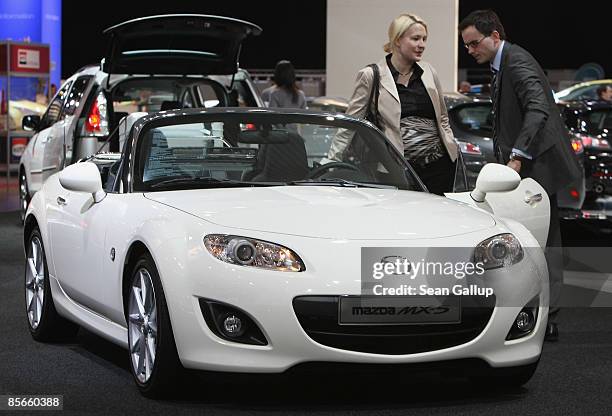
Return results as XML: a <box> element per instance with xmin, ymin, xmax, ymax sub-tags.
<box><xmin>306</xmin><ymin>162</ymin><xmax>359</xmax><ymax>179</ymax></box>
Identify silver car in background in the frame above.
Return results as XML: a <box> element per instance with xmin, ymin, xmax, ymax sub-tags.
<box><xmin>18</xmin><ymin>14</ymin><xmax>262</xmax><ymax>222</ymax></box>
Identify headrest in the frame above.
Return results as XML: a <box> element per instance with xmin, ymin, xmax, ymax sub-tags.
<box><xmin>238</xmin><ymin>129</ymin><xmax>290</xmax><ymax>144</ymax></box>
<box><xmin>160</xmin><ymin>101</ymin><xmax>182</xmax><ymax>111</ymax></box>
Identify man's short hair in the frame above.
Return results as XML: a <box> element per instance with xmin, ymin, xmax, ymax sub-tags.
<box><xmin>596</xmin><ymin>85</ymin><xmax>612</xmax><ymax>98</ymax></box>
<box><xmin>459</xmin><ymin>9</ymin><xmax>506</xmax><ymax>40</ymax></box>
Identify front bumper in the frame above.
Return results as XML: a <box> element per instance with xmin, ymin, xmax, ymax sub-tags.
<box><xmin>157</xmin><ymin>231</ymin><xmax>548</xmax><ymax>373</ymax></box>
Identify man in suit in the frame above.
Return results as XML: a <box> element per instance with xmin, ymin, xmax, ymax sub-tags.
<box><xmin>459</xmin><ymin>10</ymin><xmax>582</xmax><ymax>341</ymax></box>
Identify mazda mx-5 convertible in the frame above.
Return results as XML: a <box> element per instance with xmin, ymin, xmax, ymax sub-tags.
<box><xmin>24</xmin><ymin>108</ymin><xmax>551</xmax><ymax>397</ymax></box>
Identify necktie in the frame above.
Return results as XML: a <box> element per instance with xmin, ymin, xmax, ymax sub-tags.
<box><xmin>490</xmin><ymin>68</ymin><xmax>501</xmax><ymax>162</ymax></box>
<box><xmin>491</xmin><ymin>68</ymin><xmax>499</xmax><ymax>97</ymax></box>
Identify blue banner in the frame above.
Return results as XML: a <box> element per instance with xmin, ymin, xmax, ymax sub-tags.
<box><xmin>0</xmin><ymin>0</ymin><xmax>61</xmax><ymax>86</ymax></box>
<box><xmin>41</xmin><ymin>0</ymin><xmax>61</xmax><ymax>87</ymax></box>
<box><xmin>0</xmin><ymin>0</ymin><xmax>41</xmax><ymax>42</ymax></box>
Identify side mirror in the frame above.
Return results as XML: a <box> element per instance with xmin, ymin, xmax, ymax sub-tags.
<box><xmin>471</xmin><ymin>163</ymin><xmax>521</xmax><ymax>202</ymax></box>
<box><xmin>59</xmin><ymin>162</ymin><xmax>106</xmax><ymax>203</ymax></box>
<box><xmin>22</xmin><ymin>115</ymin><xmax>41</xmax><ymax>131</ymax></box>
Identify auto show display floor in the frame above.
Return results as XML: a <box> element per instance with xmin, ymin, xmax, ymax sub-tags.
<box><xmin>1</xmin><ymin>211</ymin><xmax>611</xmax><ymax>415</ymax></box>
<box><xmin>0</xmin><ymin>176</ymin><xmax>18</xmax><ymax>213</ymax></box>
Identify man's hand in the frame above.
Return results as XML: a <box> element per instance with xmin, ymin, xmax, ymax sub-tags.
<box><xmin>507</xmin><ymin>159</ymin><xmax>522</xmax><ymax>173</ymax></box>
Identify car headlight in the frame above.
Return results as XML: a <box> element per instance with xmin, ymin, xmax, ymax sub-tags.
<box><xmin>474</xmin><ymin>233</ymin><xmax>523</xmax><ymax>270</ymax></box>
<box><xmin>204</xmin><ymin>234</ymin><xmax>305</xmax><ymax>272</ymax></box>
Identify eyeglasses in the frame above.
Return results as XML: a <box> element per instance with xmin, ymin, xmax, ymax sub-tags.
<box><xmin>463</xmin><ymin>35</ymin><xmax>487</xmax><ymax>50</ymax></box>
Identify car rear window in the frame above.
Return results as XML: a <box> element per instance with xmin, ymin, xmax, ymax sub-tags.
<box><xmin>112</xmin><ymin>78</ymin><xmax>225</xmax><ymax>114</ymax></box>
<box><xmin>450</xmin><ymin>103</ymin><xmax>493</xmax><ymax>137</ymax></box>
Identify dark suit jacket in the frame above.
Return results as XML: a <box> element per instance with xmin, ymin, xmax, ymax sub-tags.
<box><xmin>493</xmin><ymin>42</ymin><xmax>581</xmax><ymax>195</ymax></box>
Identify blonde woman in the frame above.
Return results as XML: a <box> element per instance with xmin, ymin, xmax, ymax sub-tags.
<box><xmin>327</xmin><ymin>13</ymin><xmax>458</xmax><ymax>194</ymax></box>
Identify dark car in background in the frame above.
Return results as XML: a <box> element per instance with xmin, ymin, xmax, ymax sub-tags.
<box><xmin>558</xmin><ymin>100</ymin><xmax>612</xmax><ymax>199</ymax></box>
<box><xmin>445</xmin><ymin>93</ymin><xmax>586</xmax><ymax>216</ymax></box>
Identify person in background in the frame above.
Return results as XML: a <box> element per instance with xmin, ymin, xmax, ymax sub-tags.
<box><xmin>459</xmin><ymin>80</ymin><xmax>472</xmax><ymax>94</ymax></box>
<box><xmin>49</xmin><ymin>83</ymin><xmax>57</xmax><ymax>98</ymax></box>
<box><xmin>327</xmin><ymin>13</ymin><xmax>458</xmax><ymax>195</ymax></box>
<box><xmin>596</xmin><ymin>84</ymin><xmax>612</xmax><ymax>102</ymax></box>
<box><xmin>261</xmin><ymin>60</ymin><xmax>307</xmax><ymax>109</ymax></box>
<box><xmin>459</xmin><ymin>9</ymin><xmax>582</xmax><ymax>342</ymax></box>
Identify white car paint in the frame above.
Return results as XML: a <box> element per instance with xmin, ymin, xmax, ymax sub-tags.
<box><xmin>446</xmin><ymin>177</ymin><xmax>550</xmax><ymax>248</ymax></box>
<box><xmin>27</xmin><ymin>167</ymin><xmax>549</xmax><ymax>372</ymax></box>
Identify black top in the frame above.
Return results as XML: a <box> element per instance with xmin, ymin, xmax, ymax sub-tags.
<box><xmin>386</xmin><ymin>54</ymin><xmax>436</xmax><ymax>120</ymax></box>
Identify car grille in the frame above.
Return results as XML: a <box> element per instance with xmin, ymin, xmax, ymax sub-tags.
<box><xmin>293</xmin><ymin>295</ymin><xmax>495</xmax><ymax>355</ymax></box>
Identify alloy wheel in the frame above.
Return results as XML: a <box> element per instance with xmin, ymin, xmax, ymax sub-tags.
<box><xmin>25</xmin><ymin>236</ymin><xmax>45</xmax><ymax>329</ymax></box>
<box><xmin>128</xmin><ymin>268</ymin><xmax>158</xmax><ymax>384</ymax></box>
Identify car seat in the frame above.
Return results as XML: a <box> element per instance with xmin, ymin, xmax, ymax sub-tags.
<box><xmin>160</xmin><ymin>101</ymin><xmax>182</xmax><ymax>111</ymax></box>
<box><xmin>251</xmin><ymin>132</ymin><xmax>309</xmax><ymax>182</ymax></box>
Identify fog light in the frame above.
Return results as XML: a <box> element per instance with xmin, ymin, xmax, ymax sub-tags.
<box><xmin>222</xmin><ymin>314</ymin><xmax>244</xmax><ymax>337</ymax></box>
<box><xmin>199</xmin><ymin>298</ymin><xmax>268</xmax><ymax>345</ymax></box>
<box><xmin>506</xmin><ymin>299</ymin><xmax>539</xmax><ymax>340</ymax></box>
<box><xmin>515</xmin><ymin>311</ymin><xmax>535</xmax><ymax>332</ymax></box>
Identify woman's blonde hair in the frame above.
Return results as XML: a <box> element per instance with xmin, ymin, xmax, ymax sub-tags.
<box><xmin>383</xmin><ymin>13</ymin><xmax>428</xmax><ymax>53</ymax></box>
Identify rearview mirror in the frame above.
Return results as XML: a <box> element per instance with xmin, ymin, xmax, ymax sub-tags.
<box><xmin>22</xmin><ymin>115</ymin><xmax>41</xmax><ymax>131</ymax></box>
<box><xmin>471</xmin><ymin>163</ymin><xmax>521</xmax><ymax>202</ymax></box>
<box><xmin>59</xmin><ymin>162</ymin><xmax>106</xmax><ymax>203</ymax></box>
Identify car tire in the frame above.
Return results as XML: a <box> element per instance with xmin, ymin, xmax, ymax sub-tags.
<box><xmin>469</xmin><ymin>360</ymin><xmax>539</xmax><ymax>389</ymax></box>
<box><xmin>19</xmin><ymin>169</ymin><xmax>31</xmax><ymax>224</ymax></box>
<box><xmin>25</xmin><ymin>227</ymin><xmax>79</xmax><ymax>341</ymax></box>
<box><xmin>128</xmin><ymin>253</ymin><xmax>186</xmax><ymax>398</ymax></box>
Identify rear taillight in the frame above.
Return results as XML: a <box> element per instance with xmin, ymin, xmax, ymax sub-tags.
<box><xmin>569</xmin><ymin>188</ymin><xmax>580</xmax><ymax>200</ymax></box>
<box><xmin>84</xmin><ymin>92</ymin><xmax>108</xmax><ymax>136</ymax></box>
<box><xmin>570</xmin><ymin>138</ymin><xmax>584</xmax><ymax>154</ymax></box>
<box><xmin>578</xmin><ymin>134</ymin><xmax>610</xmax><ymax>150</ymax></box>
<box><xmin>241</xmin><ymin>123</ymin><xmax>257</xmax><ymax>131</ymax></box>
<box><xmin>458</xmin><ymin>141</ymin><xmax>482</xmax><ymax>155</ymax></box>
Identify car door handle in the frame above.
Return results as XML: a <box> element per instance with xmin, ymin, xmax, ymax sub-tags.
<box><xmin>524</xmin><ymin>193</ymin><xmax>543</xmax><ymax>205</ymax></box>
<box><xmin>56</xmin><ymin>196</ymin><xmax>67</xmax><ymax>206</ymax></box>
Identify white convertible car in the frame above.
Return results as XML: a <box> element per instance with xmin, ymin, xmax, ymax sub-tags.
<box><xmin>24</xmin><ymin>108</ymin><xmax>550</xmax><ymax>397</ymax></box>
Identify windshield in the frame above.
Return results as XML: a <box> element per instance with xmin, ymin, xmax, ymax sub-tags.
<box><xmin>557</xmin><ymin>85</ymin><xmax>599</xmax><ymax>101</ymax></box>
<box><xmin>132</xmin><ymin>113</ymin><xmax>422</xmax><ymax>192</ymax></box>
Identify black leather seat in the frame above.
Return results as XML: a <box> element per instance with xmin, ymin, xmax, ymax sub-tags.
<box><xmin>160</xmin><ymin>100</ymin><xmax>182</xmax><ymax>111</ymax></box>
<box><xmin>251</xmin><ymin>132</ymin><xmax>309</xmax><ymax>182</ymax></box>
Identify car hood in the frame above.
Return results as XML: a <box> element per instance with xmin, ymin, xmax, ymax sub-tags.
<box><xmin>144</xmin><ymin>187</ymin><xmax>496</xmax><ymax>240</ymax></box>
<box><xmin>102</xmin><ymin>14</ymin><xmax>262</xmax><ymax>75</ymax></box>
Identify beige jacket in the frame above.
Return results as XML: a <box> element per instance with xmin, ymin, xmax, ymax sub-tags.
<box><xmin>328</xmin><ymin>57</ymin><xmax>458</xmax><ymax>162</ymax></box>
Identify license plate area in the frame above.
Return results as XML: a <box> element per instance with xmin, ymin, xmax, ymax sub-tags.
<box><xmin>338</xmin><ymin>296</ymin><xmax>461</xmax><ymax>325</ymax></box>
